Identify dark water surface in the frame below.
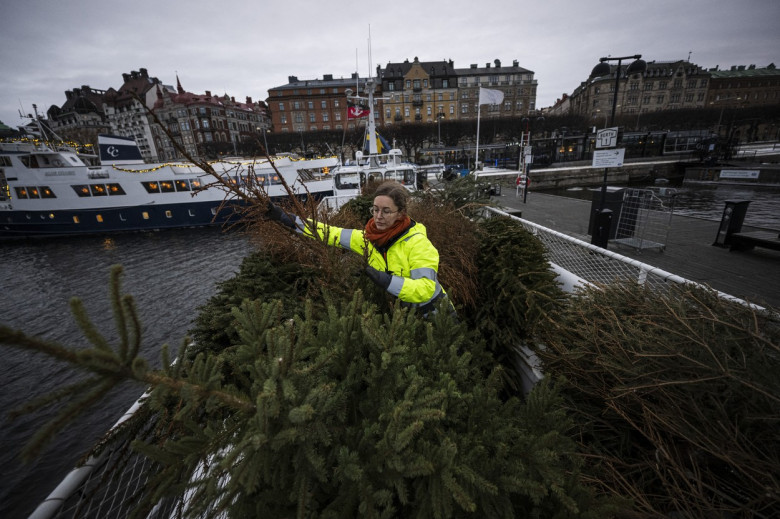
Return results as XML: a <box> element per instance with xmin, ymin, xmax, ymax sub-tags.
<box><xmin>0</xmin><ymin>227</ymin><xmax>254</xmax><ymax>518</ymax></box>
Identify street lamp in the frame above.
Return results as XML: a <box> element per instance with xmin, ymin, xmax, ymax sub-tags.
<box><xmin>437</xmin><ymin>112</ymin><xmax>444</xmax><ymax>146</ymax></box>
<box><xmin>589</xmin><ymin>54</ymin><xmax>646</xmax><ymax>248</ymax></box>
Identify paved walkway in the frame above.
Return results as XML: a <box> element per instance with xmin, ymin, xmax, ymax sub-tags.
<box><xmin>495</xmin><ymin>190</ymin><xmax>780</xmax><ymax>309</ymax></box>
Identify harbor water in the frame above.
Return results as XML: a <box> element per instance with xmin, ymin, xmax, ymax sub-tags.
<box><xmin>0</xmin><ymin>183</ymin><xmax>777</xmax><ymax>518</ymax></box>
<box><xmin>0</xmin><ymin>226</ymin><xmax>254</xmax><ymax>518</ymax></box>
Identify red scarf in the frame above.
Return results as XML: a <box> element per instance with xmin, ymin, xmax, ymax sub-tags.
<box><xmin>364</xmin><ymin>215</ymin><xmax>411</xmax><ymax>248</ymax></box>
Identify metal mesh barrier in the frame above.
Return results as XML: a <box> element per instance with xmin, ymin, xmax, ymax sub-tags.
<box><xmin>613</xmin><ymin>188</ymin><xmax>676</xmax><ymax>252</ymax></box>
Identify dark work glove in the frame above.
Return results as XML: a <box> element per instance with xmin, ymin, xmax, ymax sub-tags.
<box><xmin>365</xmin><ymin>266</ymin><xmax>392</xmax><ymax>290</ymax></box>
<box><xmin>266</xmin><ymin>202</ymin><xmax>295</xmax><ymax>229</ymax></box>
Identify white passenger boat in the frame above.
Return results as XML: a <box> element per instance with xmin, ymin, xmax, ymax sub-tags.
<box><xmin>0</xmin><ymin>132</ymin><xmax>337</xmax><ymax>238</ymax></box>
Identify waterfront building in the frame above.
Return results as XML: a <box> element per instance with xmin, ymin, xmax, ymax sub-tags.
<box><xmin>454</xmin><ymin>59</ymin><xmax>537</xmax><ymax>120</ymax></box>
<box><xmin>46</xmin><ymin>85</ymin><xmax>111</xmax><ymax>144</ymax></box>
<box><xmin>267</xmin><ymin>74</ymin><xmax>369</xmax><ymax>133</ymax></box>
<box><xmin>101</xmin><ymin>68</ymin><xmax>165</xmax><ymax>161</ymax></box>
<box><xmin>377</xmin><ymin>58</ymin><xmax>459</xmax><ymax>126</ymax></box>
<box><xmin>570</xmin><ymin>60</ymin><xmax>711</xmax><ymax>123</ymax></box>
<box><xmin>152</xmin><ymin>77</ymin><xmax>270</xmax><ymax>160</ymax></box>
<box><xmin>706</xmin><ymin>63</ymin><xmax>780</xmax><ymax>107</ymax></box>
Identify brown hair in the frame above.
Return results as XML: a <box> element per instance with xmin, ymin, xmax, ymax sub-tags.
<box><xmin>373</xmin><ymin>181</ymin><xmax>409</xmax><ymax>213</ymax></box>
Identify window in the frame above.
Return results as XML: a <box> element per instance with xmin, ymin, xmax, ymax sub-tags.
<box><xmin>424</xmin><ymin>80</ymin><xmax>428</xmax><ymax>87</ymax></box>
<box><xmin>73</xmin><ymin>185</ymin><xmax>91</xmax><ymax>197</ymax></box>
<box><xmin>309</xmin><ymin>113</ymin><xmax>316</xmax><ymax>123</ymax></box>
<box><xmin>40</xmin><ymin>186</ymin><xmax>56</xmax><ymax>198</ymax></box>
<box><xmin>14</xmin><ymin>186</ymin><xmax>29</xmax><ymax>198</ymax></box>
<box><xmin>160</xmin><ymin>181</ymin><xmax>175</xmax><ymax>193</ymax></box>
<box><xmin>278</xmin><ymin>102</ymin><xmax>285</xmax><ymax>111</ymax></box>
<box><xmin>142</xmin><ymin>181</ymin><xmax>161</xmax><ymax>193</ymax></box>
<box><xmin>165</xmin><ymin>210</ymin><xmax>173</xmax><ymax>218</ymax></box>
<box><xmin>175</xmin><ymin>180</ymin><xmax>190</xmax><ymax>191</ymax></box>
<box><xmin>107</xmin><ymin>183</ymin><xmax>125</xmax><ymax>195</ymax></box>
<box><xmin>405</xmin><ymin>80</ymin><xmax>411</xmax><ymax>88</ymax></box>
<box><xmin>308</xmin><ymin>101</ymin><xmax>314</xmax><ymax>109</ymax></box>
<box><xmin>442</xmin><ymin>79</ymin><xmax>449</xmax><ymax>88</ymax></box>
<box><xmin>90</xmin><ymin>184</ymin><xmax>107</xmax><ymax>196</ymax></box>
<box><xmin>142</xmin><ymin>211</ymin><xmax>150</xmax><ymax>220</ymax></box>
<box><xmin>321</xmin><ymin>100</ymin><xmax>327</xmax><ymax>108</ymax></box>
<box><xmin>280</xmin><ymin>114</ymin><xmax>287</xmax><ymax>124</ymax></box>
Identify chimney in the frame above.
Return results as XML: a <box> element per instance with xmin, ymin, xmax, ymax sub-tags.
<box><xmin>494</xmin><ymin>59</ymin><xmax>501</xmax><ymax>68</ymax></box>
<box><xmin>513</xmin><ymin>60</ymin><xmax>518</xmax><ymax>67</ymax></box>
<box><xmin>246</xmin><ymin>96</ymin><xmax>252</xmax><ymax>104</ymax></box>
<box><xmin>288</xmin><ymin>75</ymin><xmax>298</xmax><ymax>83</ymax></box>
<box><xmin>205</xmin><ymin>90</ymin><xmax>211</xmax><ymax>97</ymax></box>
<box><xmin>323</xmin><ymin>74</ymin><xmax>333</xmax><ymax>81</ymax></box>
<box><xmin>470</xmin><ymin>64</ymin><xmax>477</xmax><ymax>69</ymax></box>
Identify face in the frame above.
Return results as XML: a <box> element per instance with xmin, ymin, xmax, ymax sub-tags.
<box><xmin>371</xmin><ymin>195</ymin><xmax>402</xmax><ymax>231</ymax></box>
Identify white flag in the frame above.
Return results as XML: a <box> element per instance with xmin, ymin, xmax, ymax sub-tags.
<box><xmin>478</xmin><ymin>87</ymin><xmax>504</xmax><ymax>105</ymax></box>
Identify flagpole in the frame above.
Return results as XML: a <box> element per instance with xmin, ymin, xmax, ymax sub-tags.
<box><xmin>475</xmin><ymin>88</ymin><xmax>481</xmax><ymax>173</ymax></box>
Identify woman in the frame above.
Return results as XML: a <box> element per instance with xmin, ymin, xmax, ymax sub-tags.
<box><xmin>266</xmin><ymin>181</ymin><xmax>450</xmax><ymax>317</ymax></box>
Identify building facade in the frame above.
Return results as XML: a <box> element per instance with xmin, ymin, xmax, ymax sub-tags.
<box><xmin>267</xmin><ymin>74</ymin><xmax>369</xmax><ymax>133</ymax></box>
<box><xmin>454</xmin><ymin>59</ymin><xmax>537</xmax><ymax>120</ymax></box>
<box><xmin>571</xmin><ymin>60</ymin><xmax>711</xmax><ymax>124</ymax></box>
<box><xmin>377</xmin><ymin>58</ymin><xmax>459</xmax><ymax>126</ymax></box>
<box><xmin>152</xmin><ymin>78</ymin><xmax>270</xmax><ymax>161</ymax></box>
<box><xmin>707</xmin><ymin>63</ymin><xmax>780</xmax><ymax>107</ymax></box>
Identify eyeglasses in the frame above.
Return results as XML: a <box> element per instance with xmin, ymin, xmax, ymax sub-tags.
<box><xmin>370</xmin><ymin>207</ymin><xmax>399</xmax><ymax>217</ymax></box>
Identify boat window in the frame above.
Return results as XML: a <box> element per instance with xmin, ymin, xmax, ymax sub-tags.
<box><xmin>96</xmin><ymin>215</ymin><xmax>104</xmax><ymax>223</ymax></box>
<box><xmin>14</xmin><ymin>187</ymin><xmax>29</xmax><ymax>198</ymax></box>
<box><xmin>0</xmin><ymin>157</ymin><xmax>12</xmax><ymax>166</ymax></box>
<box><xmin>160</xmin><ymin>181</ymin><xmax>175</xmax><ymax>193</ymax></box>
<box><xmin>335</xmin><ymin>173</ymin><xmax>360</xmax><ymax>189</ymax></box>
<box><xmin>72</xmin><ymin>216</ymin><xmax>80</xmax><ymax>224</ymax></box>
<box><xmin>107</xmin><ymin>183</ymin><xmax>125</xmax><ymax>195</ymax></box>
<box><xmin>190</xmin><ymin>178</ymin><xmax>202</xmax><ymax>189</ymax></box>
<box><xmin>175</xmin><ymin>179</ymin><xmax>191</xmax><ymax>192</ymax></box>
<box><xmin>28</xmin><ymin>187</ymin><xmax>40</xmax><ymax>198</ymax></box>
<box><xmin>40</xmin><ymin>186</ymin><xmax>56</xmax><ymax>198</ymax></box>
<box><xmin>90</xmin><ymin>184</ymin><xmax>108</xmax><ymax>196</ymax></box>
<box><xmin>142</xmin><ymin>181</ymin><xmax>161</xmax><ymax>193</ymax></box>
<box><xmin>165</xmin><ymin>210</ymin><xmax>173</xmax><ymax>218</ymax></box>
<box><xmin>142</xmin><ymin>211</ymin><xmax>150</xmax><ymax>220</ymax></box>
<box><xmin>72</xmin><ymin>185</ymin><xmax>91</xmax><ymax>197</ymax></box>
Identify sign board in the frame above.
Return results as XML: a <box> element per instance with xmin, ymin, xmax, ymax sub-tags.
<box><xmin>524</xmin><ymin>146</ymin><xmax>533</xmax><ymax>156</ymax></box>
<box><xmin>524</xmin><ymin>154</ymin><xmax>533</xmax><ymax>164</ymax></box>
<box><xmin>596</xmin><ymin>127</ymin><xmax>619</xmax><ymax>148</ymax></box>
<box><xmin>592</xmin><ymin>148</ymin><xmax>625</xmax><ymax>168</ymax></box>
<box><xmin>720</xmin><ymin>169</ymin><xmax>759</xmax><ymax>179</ymax></box>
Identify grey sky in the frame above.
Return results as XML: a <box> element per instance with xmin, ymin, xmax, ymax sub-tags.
<box><xmin>1</xmin><ymin>0</ymin><xmax>778</xmax><ymax>129</ymax></box>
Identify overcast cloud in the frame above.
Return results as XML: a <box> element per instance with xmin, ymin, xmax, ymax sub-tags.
<box><xmin>1</xmin><ymin>0</ymin><xmax>778</xmax><ymax>128</ymax></box>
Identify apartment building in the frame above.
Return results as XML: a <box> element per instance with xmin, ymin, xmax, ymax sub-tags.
<box><xmin>707</xmin><ymin>63</ymin><xmax>780</xmax><ymax>107</ymax></box>
<box><xmin>151</xmin><ymin>78</ymin><xmax>270</xmax><ymax>161</ymax></box>
<box><xmin>455</xmin><ymin>59</ymin><xmax>537</xmax><ymax>120</ymax></box>
<box><xmin>267</xmin><ymin>74</ymin><xmax>370</xmax><ymax>133</ymax></box>
<box><xmin>570</xmin><ymin>60</ymin><xmax>711</xmax><ymax>122</ymax></box>
<box><xmin>377</xmin><ymin>58</ymin><xmax>459</xmax><ymax>126</ymax></box>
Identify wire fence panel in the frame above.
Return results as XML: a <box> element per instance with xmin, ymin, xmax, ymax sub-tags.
<box><xmin>612</xmin><ymin>188</ymin><xmax>676</xmax><ymax>252</ymax></box>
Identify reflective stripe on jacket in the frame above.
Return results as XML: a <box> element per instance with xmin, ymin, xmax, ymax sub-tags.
<box><xmin>297</xmin><ymin>218</ymin><xmax>443</xmax><ymax>306</ymax></box>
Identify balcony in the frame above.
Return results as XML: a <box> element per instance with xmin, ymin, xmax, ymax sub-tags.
<box><xmin>412</xmin><ymin>100</ymin><xmax>423</xmax><ymax>107</ymax></box>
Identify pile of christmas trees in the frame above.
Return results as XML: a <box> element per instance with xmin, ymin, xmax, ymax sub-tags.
<box><xmin>2</xmin><ymin>176</ymin><xmax>777</xmax><ymax>518</ymax></box>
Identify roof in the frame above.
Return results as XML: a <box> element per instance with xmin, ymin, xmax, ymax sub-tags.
<box><xmin>709</xmin><ymin>63</ymin><xmax>778</xmax><ymax>79</ymax></box>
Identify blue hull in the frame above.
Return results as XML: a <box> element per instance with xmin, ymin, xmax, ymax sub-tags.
<box><xmin>0</xmin><ymin>192</ymin><xmax>332</xmax><ymax>239</ymax></box>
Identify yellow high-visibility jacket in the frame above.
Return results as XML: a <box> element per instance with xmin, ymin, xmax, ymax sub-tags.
<box><xmin>296</xmin><ymin>218</ymin><xmax>444</xmax><ymax>306</ymax></box>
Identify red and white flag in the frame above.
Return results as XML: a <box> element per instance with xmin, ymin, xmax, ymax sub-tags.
<box><xmin>347</xmin><ymin>103</ymin><xmax>370</xmax><ymax>119</ymax></box>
